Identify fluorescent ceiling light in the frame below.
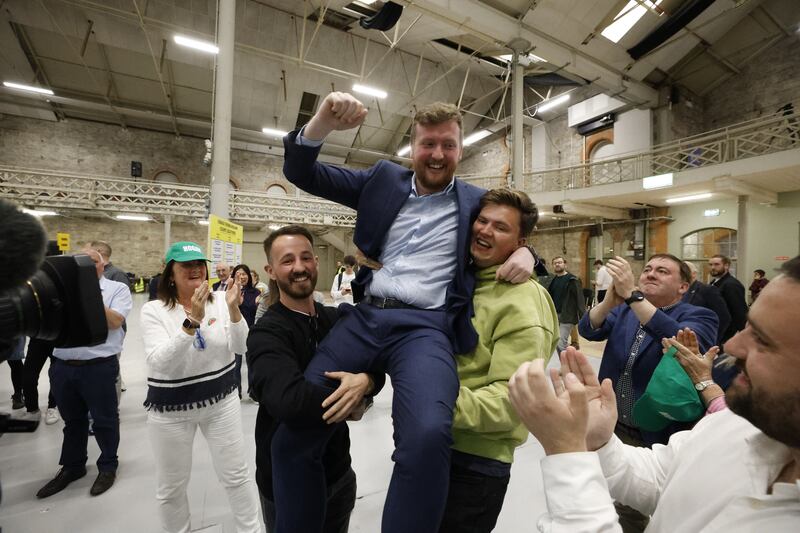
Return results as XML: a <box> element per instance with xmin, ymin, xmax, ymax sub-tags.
<box><xmin>3</xmin><ymin>81</ymin><xmax>54</xmax><ymax>95</ymax></box>
<box><xmin>22</xmin><ymin>208</ymin><xmax>57</xmax><ymax>217</ymax></box>
<box><xmin>397</xmin><ymin>145</ymin><xmax>411</xmax><ymax>157</ymax></box>
<box><xmin>704</xmin><ymin>209</ymin><xmax>720</xmax><ymax>217</ymax></box>
<box><xmin>115</xmin><ymin>214</ymin><xmax>151</xmax><ymax>221</ymax></box>
<box><xmin>537</xmin><ymin>93</ymin><xmax>571</xmax><ymax>113</ymax></box>
<box><xmin>601</xmin><ymin>0</ymin><xmax>663</xmax><ymax>44</ymax></box>
<box><xmin>642</xmin><ymin>172</ymin><xmax>673</xmax><ymax>190</ymax></box>
<box><xmin>173</xmin><ymin>35</ymin><xmax>219</xmax><ymax>54</ymax></box>
<box><xmin>262</xmin><ymin>127</ymin><xmax>288</xmax><ymax>137</ymax></box>
<box><xmin>463</xmin><ymin>129</ymin><xmax>493</xmax><ymax>146</ymax></box>
<box><xmin>665</xmin><ymin>193</ymin><xmax>712</xmax><ymax>204</ymax></box>
<box><xmin>352</xmin><ymin>83</ymin><xmax>387</xmax><ymax>99</ymax></box>
<box><xmin>198</xmin><ymin>219</ymin><xmax>210</xmax><ymax>226</ymax></box>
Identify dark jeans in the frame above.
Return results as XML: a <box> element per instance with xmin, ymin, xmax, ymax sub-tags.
<box><xmin>49</xmin><ymin>356</ymin><xmax>120</xmax><ymax>472</ymax></box>
<box><xmin>271</xmin><ymin>305</ymin><xmax>458</xmax><ymax>533</ymax></box>
<box><xmin>7</xmin><ymin>360</ymin><xmax>24</xmax><ymax>400</ymax></box>
<box><xmin>439</xmin><ymin>463</ymin><xmax>510</xmax><ymax>533</ymax></box>
<box><xmin>262</xmin><ymin>468</ymin><xmax>356</xmax><ymax>533</ymax></box>
<box><xmin>23</xmin><ymin>338</ymin><xmax>57</xmax><ymax>412</ymax></box>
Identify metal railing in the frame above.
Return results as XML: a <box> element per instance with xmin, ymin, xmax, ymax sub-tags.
<box><xmin>0</xmin><ymin>167</ymin><xmax>357</xmax><ymax>227</ymax></box>
<box><xmin>2</xmin><ymin>103</ymin><xmax>798</xmax><ymax>226</ymax></box>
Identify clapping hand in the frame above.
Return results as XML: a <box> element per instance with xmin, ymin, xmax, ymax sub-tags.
<box><xmin>662</xmin><ymin>328</ymin><xmax>718</xmax><ymax>384</ymax></box>
<box><xmin>225</xmin><ymin>278</ymin><xmax>243</xmax><ymax>308</ymax></box>
<box><xmin>605</xmin><ymin>256</ymin><xmax>636</xmax><ymax>300</ymax></box>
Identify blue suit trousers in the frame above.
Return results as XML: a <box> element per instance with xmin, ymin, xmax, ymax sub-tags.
<box><xmin>271</xmin><ymin>304</ymin><xmax>459</xmax><ymax>533</ymax></box>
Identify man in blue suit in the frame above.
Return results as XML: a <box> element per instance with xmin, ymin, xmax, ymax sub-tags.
<box><xmin>270</xmin><ymin>92</ymin><xmax>535</xmax><ymax>533</ymax></box>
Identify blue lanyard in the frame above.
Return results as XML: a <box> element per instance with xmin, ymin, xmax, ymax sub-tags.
<box><xmin>193</xmin><ymin>328</ymin><xmax>206</xmax><ymax>351</ymax></box>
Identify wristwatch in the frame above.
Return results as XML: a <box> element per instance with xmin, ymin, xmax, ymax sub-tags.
<box><xmin>182</xmin><ymin>318</ymin><xmax>200</xmax><ymax>330</ymax></box>
<box><xmin>694</xmin><ymin>380</ymin><xmax>715</xmax><ymax>391</ymax></box>
<box><xmin>624</xmin><ymin>290</ymin><xmax>645</xmax><ymax>305</ymax></box>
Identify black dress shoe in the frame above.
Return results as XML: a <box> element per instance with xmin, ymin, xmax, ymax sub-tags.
<box><xmin>90</xmin><ymin>471</ymin><xmax>116</xmax><ymax>496</ymax></box>
<box><xmin>36</xmin><ymin>467</ymin><xmax>87</xmax><ymax>498</ymax></box>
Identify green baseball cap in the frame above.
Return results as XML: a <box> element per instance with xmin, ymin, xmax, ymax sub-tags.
<box><xmin>632</xmin><ymin>348</ymin><xmax>705</xmax><ymax>432</ymax></box>
<box><xmin>165</xmin><ymin>241</ymin><xmax>209</xmax><ymax>263</ymax></box>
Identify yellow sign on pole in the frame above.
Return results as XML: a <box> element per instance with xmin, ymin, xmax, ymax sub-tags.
<box><xmin>56</xmin><ymin>232</ymin><xmax>70</xmax><ymax>252</ymax></box>
<box><xmin>207</xmin><ymin>215</ymin><xmax>243</xmax><ymax>286</ymax></box>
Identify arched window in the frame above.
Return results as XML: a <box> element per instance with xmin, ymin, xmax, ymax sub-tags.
<box><xmin>266</xmin><ymin>184</ymin><xmax>287</xmax><ymax>197</ymax></box>
<box><xmin>681</xmin><ymin>228</ymin><xmax>738</xmax><ymax>281</ymax></box>
<box><xmin>152</xmin><ymin>170</ymin><xmax>179</xmax><ymax>183</ymax></box>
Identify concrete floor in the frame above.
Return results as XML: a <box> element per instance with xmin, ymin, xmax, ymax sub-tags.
<box><xmin>0</xmin><ymin>293</ymin><xmax>603</xmax><ymax>532</ymax></box>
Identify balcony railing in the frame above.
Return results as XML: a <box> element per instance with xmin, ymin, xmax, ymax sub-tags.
<box><xmin>2</xmin><ymin>102</ymin><xmax>797</xmax><ymax>227</ymax></box>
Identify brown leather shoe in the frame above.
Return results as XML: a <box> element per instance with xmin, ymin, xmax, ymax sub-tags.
<box><xmin>36</xmin><ymin>467</ymin><xmax>87</xmax><ymax>498</ymax></box>
<box><xmin>90</xmin><ymin>471</ymin><xmax>116</xmax><ymax>496</ymax></box>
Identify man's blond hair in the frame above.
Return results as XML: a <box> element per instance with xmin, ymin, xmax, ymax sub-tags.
<box><xmin>410</xmin><ymin>102</ymin><xmax>463</xmax><ymax>145</ymax></box>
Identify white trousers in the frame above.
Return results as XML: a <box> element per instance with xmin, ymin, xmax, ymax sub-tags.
<box><xmin>147</xmin><ymin>393</ymin><xmax>261</xmax><ymax>533</ymax></box>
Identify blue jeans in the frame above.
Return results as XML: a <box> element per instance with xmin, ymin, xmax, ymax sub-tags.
<box><xmin>439</xmin><ymin>462</ymin><xmax>510</xmax><ymax>533</ymax></box>
<box><xmin>49</xmin><ymin>356</ymin><xmax>120</xmax><ymax>472</ymax></box>
<box><xmin>271</xmin><ymin>305</ymin><xmax>459</xmax><ymax>533</ymax></box>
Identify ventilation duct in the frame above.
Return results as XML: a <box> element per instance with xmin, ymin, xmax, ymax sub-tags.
<box><xmin>627</xmin><ymin>0</ymin><xmax>715</xmax><ymax>60</ymax></box>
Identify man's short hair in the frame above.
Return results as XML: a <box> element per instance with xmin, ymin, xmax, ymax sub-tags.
<box><xmin>410</xmin><ymin>102</ymin><xmax>463</xmax><ymax>145</ymax></box>
<box><xmin>593</xmin><ymin>259</ymin><xmax>603</xmax><ymax>266</ymax></box>
<box><xmin>649</xmin><ymin>253</ymin><xmax>691</xmax><ymax>283</ymax></box>
<box><xmin>552</xmin><ymin>256</ymin><xmax>566</xmax><ymax>264</ymax></box>
<box><xmin>684</xmin><ymin>261</ymin><xmax>698</xmax><ymax>275</ymax></box>
<box><xmin>263</xmin><ymin>225</ymin><xmax>314</xmax><ymax>264</ymax></box>
<box><xmin>343</xmin><ymin>255</ymin><xmax>357</xmax><ymax>267</ymax></box>
<box><xmin>478</xmin><ymin>188</ymin><xmax>539</xmax><ymax>237</ymax></box>
<box><xmin>89</xmin><ymin>240</ymin><xmax>112</xmax><ymax>260</ymax></box>
<box><xmin>711</xmin><ymin>254</ymin><xmax>731</xmax><ymax>266</ymax></box>
<box><xmin>754</xmin><ymin>269</ymin><xmax>766</xmax><ymax>277</ymax></box>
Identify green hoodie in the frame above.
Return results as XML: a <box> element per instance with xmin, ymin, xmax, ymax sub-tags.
<box><xmin>451</xmin><ymin>264</ymin><xmax>559</xmax><ymax>464</ymax></box>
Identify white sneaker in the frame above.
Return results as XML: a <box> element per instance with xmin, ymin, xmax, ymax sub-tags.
<box><xmin>45</xmin><ymin>408</ymin><xmax>60</xmax><ymax>425</ymax></box>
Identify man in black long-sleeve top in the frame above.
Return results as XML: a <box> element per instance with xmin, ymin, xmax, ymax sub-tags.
<box><xmin>708</xmin><ymin>254</ymin><xmax>748</xmax><ymax>343</ymax></box>
<box><xmin>682</xmin><ymin>261</ymin><xmax>731</xmax><ymax>345</ymax></box>
<box><xmin>246</xmin><ymin>225</ymin><xmax>380</xmax><ymax>533</ymax></box>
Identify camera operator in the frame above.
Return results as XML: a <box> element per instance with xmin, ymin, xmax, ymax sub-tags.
<box><xmin>36</xmin><ymin>247</ymin><xmax>131</xmax><ymax>499</ymax></box>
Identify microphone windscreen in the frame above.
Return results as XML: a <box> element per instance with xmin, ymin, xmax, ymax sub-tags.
<box><xmin>0</xmin><ymin>200</ymin><xmax>48</xmax><ymax>293</ymax></box>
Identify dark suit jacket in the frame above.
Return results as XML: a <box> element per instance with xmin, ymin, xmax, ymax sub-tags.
<box><xmin>710</xmin><ymin>272</ymin><xmax>748</xmax><ymax>342</ymax></box>
<box><xmin>579</xmin><ymin>301</ymin><xmax>718</xmax><ymax>445</ymax></box>
<box><xmin>682</xmin><ymin>281</ymin><xmax>731</xmax><ymax>345</ymax></box>
<box><xmin>282</xmin><ymin>129</ymin><xmax>485</xmax><ymax>354</ymax></box>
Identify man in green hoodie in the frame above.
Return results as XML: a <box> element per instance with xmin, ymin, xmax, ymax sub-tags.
<box><xmin>439</xmin><ymin>188</ymin><xmax>559</xmax><ymax>533</ymax></box>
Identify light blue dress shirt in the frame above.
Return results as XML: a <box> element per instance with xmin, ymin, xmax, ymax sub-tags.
<box><xmin>297</xmin><ymin>130</ymin><xmax>460</xmax><ymax>309</ymax></box>
<box><xmin>53</xmin><ymin>276</ymin><xmax>133</xmax><ymax>360</ymax></box>
<box><xmin>367</xmin><ymin>179</ymin><xmax>458</xmax><ymax>309</ymax></box>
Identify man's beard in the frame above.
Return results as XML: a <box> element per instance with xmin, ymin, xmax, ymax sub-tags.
<box><xmin>276</xmin><ymin>270</ymin><xmax>317</xmax><ymax>300</ymax></box>
<box><xmin>727</xmin><ymin>360</ymin><xmax>800</xmax><ymax>448</ymax></box>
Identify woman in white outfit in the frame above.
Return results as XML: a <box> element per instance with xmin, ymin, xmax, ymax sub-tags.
<box><xmin>141</xmin><ymin>241</ymin><xmax>260</xmax><ymax>533</ymax></box>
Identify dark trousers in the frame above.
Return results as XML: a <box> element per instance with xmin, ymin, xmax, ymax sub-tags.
<box><xmin>49</xmin><ymin>356</ymin><xmax>120</xmax><ymax>473</ymax></box>
<box><xmin>613</xmin><ymin>425</ymin><xmax>650</xmax><ymax>533</ymax></box>
<box><xmin>261</xmin><ymin>468</ymin><xmax>356</xmax><ymax>533</ymax></box>
<box><xmin>23</xmin><ymin>338</ymin><xmax>57</xmax><ymax>412</ymax></box>
<box><xmin>439</xmin><ymin>463</ymin><xmax>510</xmax><ymax>533</ymax></box>
<box><xmin>7</xmin><ymin>360</ymin><xmax>24</xmax><ymax>400</ymax></box>
<box><xmin>271</xmin><ymin>305</ymin><xmax>459</xmax><ymax>533</ymax></box>
<box><xmin>234</xmin><ymin>353</ymin><xmax>255</xmax><ymax>398</ymax></box>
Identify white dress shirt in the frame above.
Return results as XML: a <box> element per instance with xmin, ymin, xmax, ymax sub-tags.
<box><xmin>330</xmin><ymin>270</ymin><xmax>356</xmax><ymax>306</ymax></box>
<box><xmin>537</xmin><ymin>409</ymin><xmax>800</xmax><ymax>532</ymax></box>
<box><xmin>595</xmin><ymin>266</ymin><xmax>613</xmax><ymax>291</ymax></box>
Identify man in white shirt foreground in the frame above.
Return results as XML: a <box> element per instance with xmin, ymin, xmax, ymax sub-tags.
<box><xmin>509</xmin><ymin>255</ymin><xmax>800</xmax><ymax>532</ymax></box>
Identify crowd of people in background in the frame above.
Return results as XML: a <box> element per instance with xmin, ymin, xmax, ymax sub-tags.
<box><xmin>6</xmin><ymin>90</ymin><xmax>797</xmax><ymax>533</ymax></box>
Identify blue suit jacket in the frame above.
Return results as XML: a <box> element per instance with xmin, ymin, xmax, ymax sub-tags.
<box><xmin>579</xmin><ymin>301</ymin><xmax>718</xmax><ymax>444</ymax></box>
<box><xmin>282</xmin><ymin>130</ymin><xmax>485</xmax><ymax>354</ymax></box>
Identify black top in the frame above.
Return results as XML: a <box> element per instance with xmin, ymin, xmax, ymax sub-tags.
<box><xmin>238</xmin><ymin>286</ymin><xmax>261</xmax><ymax>327</ymax></box>
<box><xmin>710</xmin><ymin>272</ymin><xmax>748</xmax><ymax>342</ymax></box>
<box><xmin>246</xmin><ymin>301</ymin><xmax>350</xmax><ymax>500</ymax></box>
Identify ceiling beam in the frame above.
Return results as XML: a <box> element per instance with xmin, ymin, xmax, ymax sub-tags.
<box><xmin>561</xmin><ymin>201</ymin><xmax>631</xmax><ymax>220</ymax></box>
<box><xmin>7</xmin><ymin>21</ymin><xmax>65</xmax><ymax>120</ymax></box>
<box><xmin>713</xmin><ymin>177</ymin><xmax>777</xmax><ymax>205</ymax></box>
<box><xmin>130</xmin><ymin>0</ymin><xmax>180</xmax><ymax>136</ymax></box>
